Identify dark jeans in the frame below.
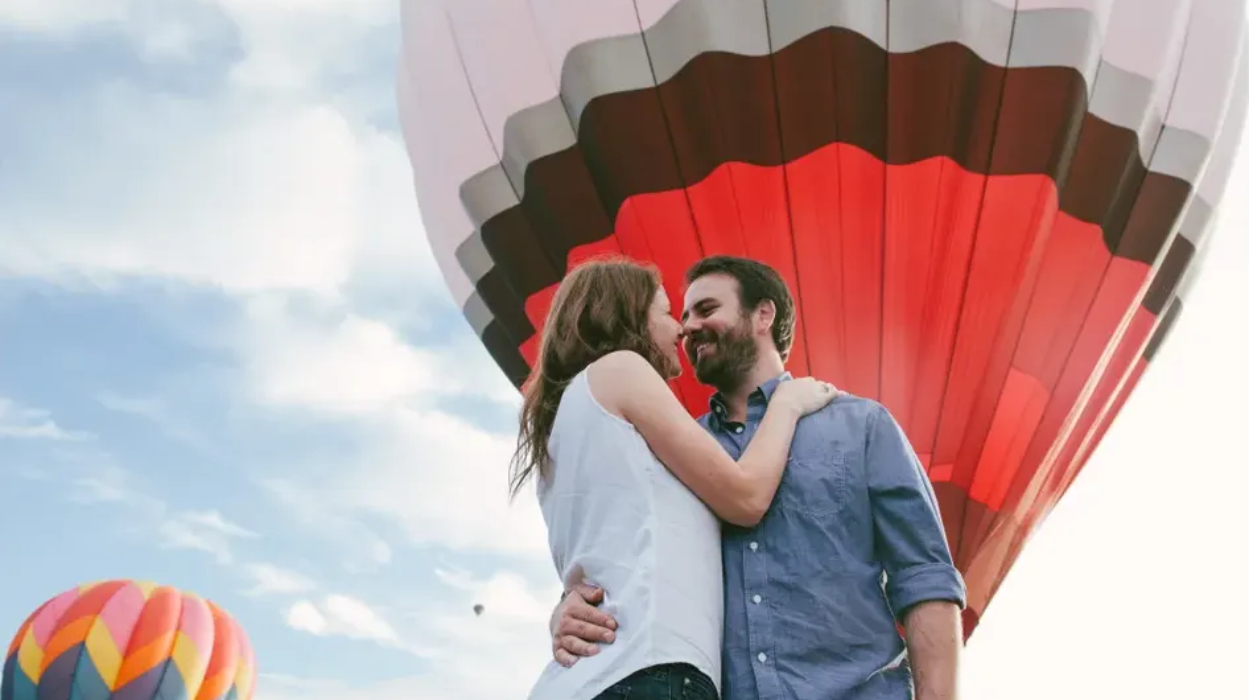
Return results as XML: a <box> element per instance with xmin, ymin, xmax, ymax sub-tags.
<box><xmin>593</xmin><ymin>663</ymin><xmax>718</xmax><ymax>700</ymax></box>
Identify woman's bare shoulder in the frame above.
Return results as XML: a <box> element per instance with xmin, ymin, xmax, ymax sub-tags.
<box><xmin>587</xmin><ymin>351</ymin><xmax>665</xmax><ymax>415</ymax></box>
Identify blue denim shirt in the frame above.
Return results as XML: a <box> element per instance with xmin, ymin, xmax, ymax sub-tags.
<box><xmin>699</xmin><ymin>373</ymin><xmax>967</xmax><ymax>700</ymax></box>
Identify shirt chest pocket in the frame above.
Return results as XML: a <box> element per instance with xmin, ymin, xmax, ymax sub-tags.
<box><xmin>778</xmin><ymin>448</ymin><xmax>850</xmax><ymax>517</ymax></box>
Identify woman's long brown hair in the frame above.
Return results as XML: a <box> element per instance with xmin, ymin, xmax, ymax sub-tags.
<box><xmin>508</xmin><ymin>257</ymin><xmax>678</xmax><ymax>500</ymax></box>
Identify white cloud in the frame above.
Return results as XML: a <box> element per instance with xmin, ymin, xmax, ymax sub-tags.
<box><xmin>211</xmin><ymin>0</ymin><xmax>390</xmax><ymax>19</ymax></box>
<box><xmin>218</xmin><ymin>279</ymin><xmax>532</xmax><ymax>562</ymax></box>
<box><xmin>1</xmin><ymin>0</ymin><xmax>438</xmax><ymax>303</ymax></box>
<box><xmin>1</xmin><ymin>93</ymin><xmax>421</xmax><ymax>297</ymax></box>
<box><xmin>236</xmin><ymin>298</ymin><xmax>444</xmax><ymax>413</ymax></box>
<box><xmin>213</xmin><ymin>0</ymin><xmax>395</xmax><ymax>93</ymax></box>
<box><xmin>232</xmin><ymin>292</ymin><xmax>519</xmax><ymax>414</ymax></box>
<box><xmin>0</xmin><ymin>0</ymin><xmax>133</xmax><ymax>34</ymax></box>
<box><xmin>0</xmin><ymin>398</ymin><xmax>93</xmax><ymax>441</ymax></box>
<box><xmin>0</xmin><ymin>1</ymin><xmax>230</xmax><ymax>62</ymax></box>
<box><xmin>285</xmin><ymin>600</ymin><xmax>331</xmax><ymax>635</ymax></box>
<box><xmin>278</xmin><ymin>404</ymin><xmax>548</xmax><ymax>560</ymax></box>
<box><xmin>0</xmin><ymin>0</ymin><xmax>392</xmax><ymax>67</ymax></box>
<box><xmin>285</xmin><ymin>594</ymin><xmax>401</xmax><ymax>645</ymax></box>
<box><xmin>227</xmin><ymin>293</ymin><xmax>539</xmax><ymax>565</ymax></box>
<box><xmin>157</xmin><ymin>509</ymin><xmax>258</xmax><ymax>564</ymax></box>
<box><xmin>367</xmin><ymin>540</ymin><xmax>393</xmax><ymax>566</ymax></box>
<box><xmin>243</xmin><ymin>563</ymin><xmax>318</xmax><ymax>596</ymax></box>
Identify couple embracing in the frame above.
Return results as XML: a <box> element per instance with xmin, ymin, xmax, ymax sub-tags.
<box><xmin>509</xmin><ymin>255</ymin><xmax>966</xmax><ymax>700</ymax></box>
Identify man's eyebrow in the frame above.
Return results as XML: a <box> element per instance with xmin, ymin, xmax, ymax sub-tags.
<box><xmin>683</xmin><ymin>298</ymin><xmax>713</xmax><ymax>321</ymax></box>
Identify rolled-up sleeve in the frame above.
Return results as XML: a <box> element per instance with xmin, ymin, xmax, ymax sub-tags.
<box><xmin>865</xmin><ymin>403</ymin><xmax>967</xmax><ymax>618</ymax></box>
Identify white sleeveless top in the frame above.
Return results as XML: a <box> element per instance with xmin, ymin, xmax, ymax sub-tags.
<box><xmin>526</xmin><ymin>368</ymin><xmax>724</xmax><ymax>700</ymax></box>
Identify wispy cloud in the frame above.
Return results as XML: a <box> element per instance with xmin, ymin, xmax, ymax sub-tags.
<box><xmin>68</xmin><ymin>465</ymin><xmax>153</xmax><ymax>507</ymax></box>
<box><xmin>242</xmin><ymin>562</ymin><xmax>318</xmax><ymax>596</ymax></box>
<box><xmin>95</xmin><ymin>391</ymin><xmax>206</xmax><ymax>447</ymax></box>
<box><xmin>0</xmin><ymin>397</ymin><xmax>93</xmax><ymax>441</ymax></box>
<box><xmin>95</xmin><ymin>392</ymin><xmax>163</xmax><ymax>418</ymax></box>
<box><xmin>157</xmin><ymin>509</ymin><xmax>259</xmax><ymax>564</ymax></box>
<box><xmin>23</xmin><ymin>443</ymin><xmax>262</xmax><ymax>570</ymax></box>
<box><xmin>20</xmin><ymin>448</ymin><xmax>164</xmax><ymax>517</ymax></box>
<box><xmin>44</xmin><ymin>450</ymin><xmax>260</xmax><ymax>567</ymax></box>
<box><xmin>256</xmin><ymin>476</ymin><xmax>395</xmax><ymax>575</ymax></box>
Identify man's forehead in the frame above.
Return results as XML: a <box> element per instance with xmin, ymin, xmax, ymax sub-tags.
<box><xmin>684</xmin><ymin>273</ymin><xmax>736</xmax><ymax>300</ymax></box>
<box><xmin>682</xmin><ymin>274</ymin><xmax>737</xmax><ymax>317</ymax></box>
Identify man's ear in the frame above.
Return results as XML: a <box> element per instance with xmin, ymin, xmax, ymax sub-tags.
<box><xmin>753</xmin><ymin>299</ymin><xmax>776</xmax><ymax>336</ymax></box>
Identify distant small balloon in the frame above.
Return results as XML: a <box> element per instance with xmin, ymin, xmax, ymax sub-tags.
<box><xmin>473</xmin><ymin>604</ymin><xmax>484</xmax><ymax>616</ymax></box>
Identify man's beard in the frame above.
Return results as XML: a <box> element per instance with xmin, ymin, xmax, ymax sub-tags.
<box><xmin>686</xmin><ymin>319</ymin><xmax>758</xmax><ymax>392</ymax></box>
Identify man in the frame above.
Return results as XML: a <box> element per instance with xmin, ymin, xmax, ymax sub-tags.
<box><xmin>548</xmin><ymin>256</ymin><xmax>967</xmax><ymax>700</ymax></box>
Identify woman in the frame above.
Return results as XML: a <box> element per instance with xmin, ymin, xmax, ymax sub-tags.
<box><xmin>510</xmin><ymin>258</ymin><xmax>837</xmax><ymax>700</ymax></box>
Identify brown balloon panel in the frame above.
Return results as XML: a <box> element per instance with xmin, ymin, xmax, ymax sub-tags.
<box><xmin>401</xmin><ymin>1</ymin><xmax>1249</xmax><ymax>639</ymax></box>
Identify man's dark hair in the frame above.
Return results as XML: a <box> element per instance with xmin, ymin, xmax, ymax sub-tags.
<box><xmin>685</xmin><ymin>255</ymin><xmax>796</xmax><ymax>360</ymax></box>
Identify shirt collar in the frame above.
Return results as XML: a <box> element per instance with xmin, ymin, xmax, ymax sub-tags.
<box><xmin>708</xmin><ymin>372</ymin><xmax>793</xmax><ymax>426</ymax></box>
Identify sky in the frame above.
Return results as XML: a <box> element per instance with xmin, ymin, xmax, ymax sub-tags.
<box><xmin>0</xmin><ymin>2</ymin><xmax>1244</xmax><ymax>700</ymax></box>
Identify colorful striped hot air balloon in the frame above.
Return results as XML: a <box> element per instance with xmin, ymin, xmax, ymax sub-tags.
<box><xmin>1</xmin><ymin>580</ymin><xmax>256</xmax><ymax>700</ymax></box>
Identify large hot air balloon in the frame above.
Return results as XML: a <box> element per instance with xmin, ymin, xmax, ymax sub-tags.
<box><xmin>1</xmin><ymin>580</ymin><xmax>256</xmax><ymax>700</ymax></box>
<box><xmin>396</xmin><ymin>0</ymin><xmax>1249</xmax><ymax>637</ymax></box>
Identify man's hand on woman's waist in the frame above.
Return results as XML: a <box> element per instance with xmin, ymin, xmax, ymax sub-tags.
<box><xmin>550</xmin><ymin>584</ymin><xmax>618</xmax><ymax>667</ymax></box>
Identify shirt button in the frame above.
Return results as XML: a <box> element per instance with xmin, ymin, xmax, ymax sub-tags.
<box><xmin>734</xmin><ymin>426</ymin><xmax>744</xmax><ymax>433</ymax></box>
<box><xmin>752</xmin><ymin>594</ymin><xmax>762</xmax><ymax>604</ymax></box>
<box><xmin>749</xmin><ymin>541</ymin><xmax>758</xmax><ymax>551</ymax></box>
<box><xmin>757</xmin><ymin>653</ymin><xmax>767</xmax><ymax>663</ymax></box>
